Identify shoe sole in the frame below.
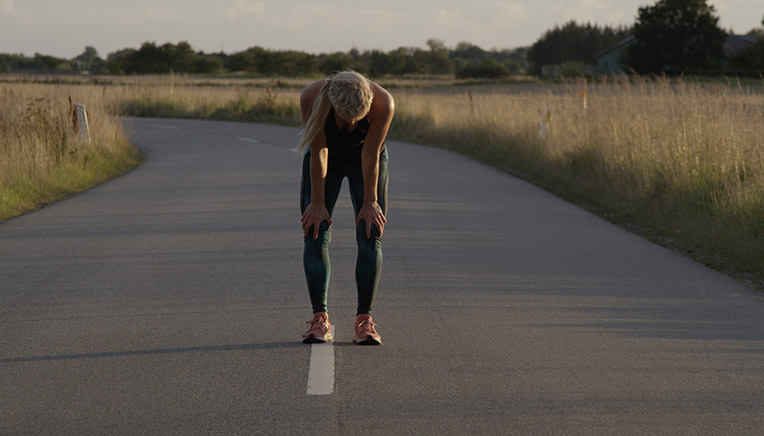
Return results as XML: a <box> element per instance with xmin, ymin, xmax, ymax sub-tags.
<box><xmin>302</xmin><ymin>334</ymin><xmax>333</xmax><ymax>344</ymax></box>
<box><xmin>353</xmin><ymin>336</ymin><xmax>381</xmax><ymax>346</ymax></box>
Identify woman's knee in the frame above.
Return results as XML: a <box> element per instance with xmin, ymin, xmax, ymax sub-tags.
<box><xmin>355</xmin><ymin>223</ymin><xmax>382</xmax><ymax>250</ymax></box>
<box><xmin>304</xmin><ymin>222</ymin><xmax>331</xmax><ymax>248</ymax></box>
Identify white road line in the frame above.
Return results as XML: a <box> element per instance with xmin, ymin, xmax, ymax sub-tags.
<box><xmin>150</xmin><ymin>124</ymin><xmax>180</xmax><ymax>130</ymax></box>
<box><xmin>306</xmin><ymin>326</ymin><xmax>335</xmax><ymax>396</ymax></box>
<box><xmin>236</xmin><ymin>136</ymin><xmax>260</xmax><ymax>143</ymax></box>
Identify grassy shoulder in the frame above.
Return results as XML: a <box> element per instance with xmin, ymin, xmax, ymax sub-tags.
<box><xmin>0</xmin><ymin>83</ymin><xmax>143</xmax><ymax>222</ymax></box>
<box><xmin>0</xmin><ymin>147</ymin><xmax>142</xmax><ymax>222</ymax></box>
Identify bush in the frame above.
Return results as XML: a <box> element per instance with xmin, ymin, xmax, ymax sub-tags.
<box><xmin>456</xmin><ymin>60</ymin><xmax>510</xmax><ymax>79</ymax></box>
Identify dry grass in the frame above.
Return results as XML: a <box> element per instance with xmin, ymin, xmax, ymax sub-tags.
<box><xmin>107</xmin><ymin>78</ymin><xmax>302</xmax><ymax>123</ymax></box>
<box><xmin>0</xmin><ymin>83</ymin><xmax>141</xmax><ymax>221</ymax></box>
<box><xmin>392</xmin><ymin>77</ymin><xmax>764</xmax><ymax>281</ymax></box>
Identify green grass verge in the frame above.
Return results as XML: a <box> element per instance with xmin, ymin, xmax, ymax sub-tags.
<box><xmin>0</xmin><ymin>147</ymin><xmax>143</xmax><ymax>222</ymax></box>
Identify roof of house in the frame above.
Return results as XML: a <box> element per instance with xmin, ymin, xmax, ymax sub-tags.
<box><xmin>595</xmin><ymin>34</ymin><xmax>758</xmax><ymax>60</ymax></box>
<box><xmin>595</xmin><ymin>35</ymin><xmax>636</xmax><ymax>59</ymax></box>
<box><xmin>724</xmin><ymin>35</ymin><xmax>758</xmax><ymax>57</ymax></box>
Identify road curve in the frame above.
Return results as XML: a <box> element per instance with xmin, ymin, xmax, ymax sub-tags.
<box><xmin>2</xmin><ymin>118</ymin><xmax>764</xmax><ymax>435</ymax></box>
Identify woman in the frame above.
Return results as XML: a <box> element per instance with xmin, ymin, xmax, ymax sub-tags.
<box><xmin>298</xmin><ymin>71</ymin><xmax>394</xmax><ymax>345</ymax></box>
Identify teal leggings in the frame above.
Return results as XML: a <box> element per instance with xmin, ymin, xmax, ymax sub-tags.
<box><xmin>300</xmin><ymin>149</ymin><xmax>389</xmax><ymax>315</ymax></box>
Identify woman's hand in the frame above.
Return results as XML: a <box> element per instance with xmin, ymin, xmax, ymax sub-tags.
<box><xmin>356</xmin><ymin>201</ymin><xmax>386</xmax><ymax>238</ymax></box>
<box><xmin>302</xmin><ymin>202</ymin><xmax>332</xmax><ymax>239</ymax></box>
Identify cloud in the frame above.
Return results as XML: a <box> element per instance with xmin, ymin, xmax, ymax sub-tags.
<box><xmin>114</xmin><ymin>4</ymin><xmax>195</xmax><ymax>28</ymax></box>
<box><xmin>225</xmin><ymin>0</ymin><xmax>268</xmax><ymax>20</ymax></box>
<box><xmin>143</xmin><ymin>5</ymin><xmax>174</xmax><ymax>21</ymax></box>
<box><xmin>218</xmin><ymin>2</ymin><xmax>411</xmax><ymax>51</ymax></box>
<box><xmin>714</xmin><ymin>0</ymin><xmax>764</xmax><ymax>32</ymax></box>
<box><xmin>580</xmin><ymin>0</ymin><xmax>609</xmax><ymax>10</ymax></box>
<box><xmin>431</xmin><ymin>8</ymin><xmax>463</xmax><ymax>26</ymax></box>
<box><xmin>405</xmin><ymin>3</ymin><xmax>529</xmax><ymax>48</ymax></box>
<box><xmin>0</xmin><ymin>0</ymin><xmax>12</xmax><ymax>14</ymax></box>
<box><xmin>478</xmin><ymin>1</ymin><xmax>526</xmax><ymax>29</ymax></box>
<box><xmin>488</xmin><ymin>1</ymin><xmax>525</xmax><ymax>21</ymax></box>
<box><xmin>0</xmin><ymin>0</ymin><xmax>30</xmax><ymax>22</ymax></box>
<box><xmin>541</xmin><ymin>0</ymin><xmax>637</xmax><ymax>26</ymax></box>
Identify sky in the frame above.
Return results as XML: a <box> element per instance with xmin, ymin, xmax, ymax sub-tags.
<box><xmin>1</xmin><ymin>0</ymin><xmax>762</xmax><ymax>59</ymax></box>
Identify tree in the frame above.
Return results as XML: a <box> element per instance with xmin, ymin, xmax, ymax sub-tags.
<box><xmin>126</xmin><ymin>42</ymin><xmax>166</xmax><ymax>73</ymax></box>
<box><xmin>628</xmin><ymin>0</ymin><xmax>726</xmax><ymax>73</ymax></box>
<box><xmin>527</xmin><ymin>21</ymin><xmax>631</xmax><ymax>75</ymax></box>
<box><xmin>412</xmin><ymin>39</ymin><xmax>454</xmax><ymax>75</ymax></box>
<box><xmin>729</xmin><ymin>40</ymin><xmax>764</xmax><ymax>71</ymax></box>
<box><xmin>225</xmin><ymin>50</ymin><xmax>255</xmax><ymax>72</ymax></box>
<box><xmin>33</xmin><ymin>53</ymin><xmax>72</xmax><ymax>71</ymax></box>
<box><xmin>106</xmin><ymin>48</ymin><xmax>136</xmax><ymax>74</ymax></box>
<box><xmin>456</xmin><ymin>59</ymin><xmax>510</xmax><ymax>79</ymax></box>
<box><xmin>0</xmin><ymin>53</ymin><xmax>37</xmax><ymax>72</ymax></box>
<box><xmin>729</xmin><ymin>16</ymin><xmax>764</xmax><ymax>72</ymax></box>
<box><xmin>107</xmin><ymin>41</ymin><xmax>200</xmax><ymax>74</ymax></box>
<box><xmin>452</xmin><ymin>42</ymin><xmax>488</xmax><ymax>64</ymax></box>
<box><xmin>319</xmin><ymin>51</ymin><xmax>360</xmax><ymax>74</ymax></box>
<box><xmin>93</xmin><ymin>39</ymin><xmax>527</xmax><ymax>77</ymax></box>
<box><xmin>451</xmin><ymin>42</ymin><xmax>528</xmax><ymax>77</ymax></box>
<box><xmin>162</xmin><ymin>41</ymin><xmax>195</xmax><ymax>73</ymax></box>
<box><xmin>426</xmin><ymin>38</ymin><xmax>446</xmax><ymax>52</ymax></box>
<box><xmin>74</xmin><ymin>46</ymin><xmax>101</xmax><ymax>71</ymax></box>
<box><xmin>191</xmin><ymin>53</ymin><xmax>224</xmax><ymax>74</ymax></box>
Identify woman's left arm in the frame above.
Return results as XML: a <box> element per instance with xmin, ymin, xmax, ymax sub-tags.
<box><xmin>357</xmin><ymin>85</ymin><xmax>395</xmax><ymax>238</ymax></box>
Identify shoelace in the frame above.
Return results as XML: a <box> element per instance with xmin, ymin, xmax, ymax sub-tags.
<box><xmin>306</xmin><ymin>317</ymin><xmax>328</xmax><ymax>333</ymax></box>
<box><xmin>356</xmin><ymin>319</ymin><xmax>377</xmax><ymax>333</ymax></box>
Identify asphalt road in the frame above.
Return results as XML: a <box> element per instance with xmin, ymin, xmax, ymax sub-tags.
<box><xmin>2</xmin><ymin>118</ymin><xmax>764</xmax><ymax>435</ymax></box>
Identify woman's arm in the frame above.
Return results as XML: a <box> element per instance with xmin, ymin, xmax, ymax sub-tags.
<box><xmin>357</xmin><ymin>83</ymin><xmax>395</xmax><ymax>238</ymax></box>
<box><xmin>300</xmin><ymin>81</ymin><xmax>332</xmax><ymax>239</ymax></box>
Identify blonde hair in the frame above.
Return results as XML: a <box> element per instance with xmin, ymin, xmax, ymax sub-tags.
<box><xmin>297</xmin><ymin>70</ymin><xmax>373</xmax><ymax>153</ymax></box>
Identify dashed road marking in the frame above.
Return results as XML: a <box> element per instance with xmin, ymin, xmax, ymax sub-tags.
<box><xmin>150</xmin><ymin>124</ymin><xmax>180</xmax><ymax>130</ymax></box>
<box><xmin>236</xmin><ymin>136</ymin><xmax>260</xmax><ymax>143</ymax></box>
<box><xmin>306</xmin><ymin>325</ymin><xmax>335</xmax><ymax>396</ymax></box>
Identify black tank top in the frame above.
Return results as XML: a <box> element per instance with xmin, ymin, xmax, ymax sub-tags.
<box><xmin>324</xmin><ymin>108</ymin><xmax>370</xmax><ymax>162</ymax></box>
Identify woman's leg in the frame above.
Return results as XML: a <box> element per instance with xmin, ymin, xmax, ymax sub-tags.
<box><xmin>300</xmin><ymin>152</ymin><xmax>343</xmax><ymax>314</ymax></box>
<box><xmin>348</xmin><ymin>148</ymin><xmax>389</xmax><ymax>315</ymax></box>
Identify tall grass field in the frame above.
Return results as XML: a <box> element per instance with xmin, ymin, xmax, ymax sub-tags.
<box><xmin>393</xmin><ymin>78</ymin><xmax>764</xmax><ymax>284</ymax></box>
<box><xmin>0</xmin><ymin>82</ymin><xmax>142</xmax><ymax>221</ymax></box>
<box><xmin>2</xmin><ymin>75</ymin><xmax>763</xmax><ymax>286</ymax></box>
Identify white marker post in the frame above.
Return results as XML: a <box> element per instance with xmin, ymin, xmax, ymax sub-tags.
<box><xmin>577</xmin><ymin>78</ymin><xmax>587</xmax><ymax>110</ymax></box>
<box><xmin>538</xmin><ymin>105</ymin><xmax>553</xmax><ymax>140</ymax></box>
<box><xmin>75</xmin><ymin>103</ymin><xmax>91</xmax><ymax>142</ymax></box>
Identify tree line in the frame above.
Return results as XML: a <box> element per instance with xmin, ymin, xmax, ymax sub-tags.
<box><xmin>0</xmin><ymin>39</ymin><xmax>528</xmax><ymax>78</ymax></box>
<box><xmin>2</xmin><ymin>0</ymin><xmax>761</xmax><ymax>78</ymax></box>
<box><xmin>529</xmin><ymin>1</ymin><xmax>763</xmax><ymax>75</ymax></box>
<box><xmin>526</xmin><ymin>22</ymin><xmax>632</xmax><ymax>75</ymax></box>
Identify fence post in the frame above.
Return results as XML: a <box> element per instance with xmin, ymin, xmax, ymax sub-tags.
<box><xmin>538</xmin><ymin>105</ymin><xmax>553</xmax><ymax>139</ymax></box>
<box><xmin>577</xmin><ymin>78</ymin><xmax>587</xmax><ymax>110</ymax></box>
<box><xmin>75</xmin><ymin>103</ymin><xmax>91</xmax><ymax>142</ymax></box>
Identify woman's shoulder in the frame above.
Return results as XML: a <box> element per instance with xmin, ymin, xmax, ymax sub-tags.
<box><xmin>369</xmin><ymin>82</ymin><xmax>395</xmax><ymax>121</ymax></box>
<box><xmin>300</xmin><ymin>79</ymin><xmax>326</xmax><ymax>105</ymax></box>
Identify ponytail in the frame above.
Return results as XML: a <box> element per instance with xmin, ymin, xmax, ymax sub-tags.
<box><xmin>297</xmin><ymin>80</ymin><xmax>332</xmax><ymax>154</ymax></box>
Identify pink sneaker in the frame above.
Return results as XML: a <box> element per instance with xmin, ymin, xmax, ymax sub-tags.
<box><xmin>302</xmin><ymin>312</ymin><xmax>333</xmax><ymax>344</ymax></box>
<box><xmin>353</xmin><ymin>314</ymin><xmax>381</xmax><ymax>345</ymax></box>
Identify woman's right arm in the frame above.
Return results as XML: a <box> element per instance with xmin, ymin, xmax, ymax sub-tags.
<box><xmin>300</xmin><ymin>82</ymin><xmax>332</xmax><ymax>239</ymax></box>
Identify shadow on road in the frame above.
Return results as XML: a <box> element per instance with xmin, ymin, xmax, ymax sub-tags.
<box><xmin>0</xmin><ymin>341</ymin><xmax>302</xmax><ymax>364</ymax></box>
